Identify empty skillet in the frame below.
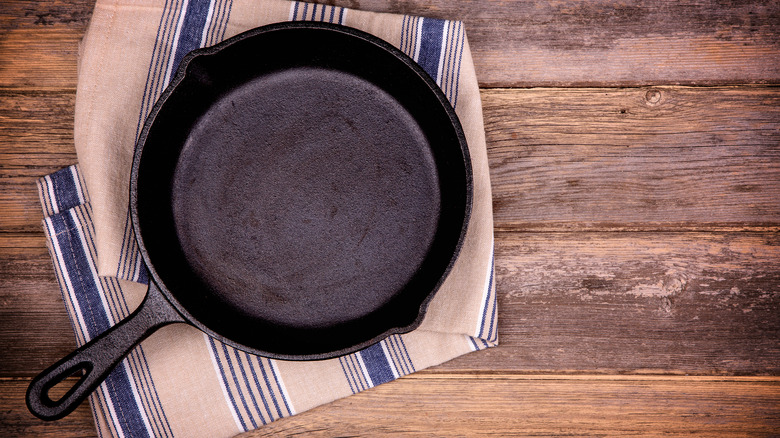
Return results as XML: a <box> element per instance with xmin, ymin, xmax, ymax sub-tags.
<box><xmin>27</xmin><ymin>21</ymin><xmax>472</xmax><ymax>420</ymax></box>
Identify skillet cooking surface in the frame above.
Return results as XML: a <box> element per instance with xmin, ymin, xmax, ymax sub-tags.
<box><xmin>173</xmin><ymin>67</ymin><xmax>440</xmax><ymax>329</ymax></box>
<box><xmin>134</xmin><ymin>22</ymin><xmax>472</xmax><ymax>358</ymax></box>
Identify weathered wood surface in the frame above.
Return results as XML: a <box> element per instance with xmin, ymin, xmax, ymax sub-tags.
<box><xmin>2</xmin><ymin>376</ymin><xmax>778</xmax><ymax>437</ymax></box>
<box><xmin>2</xmin><ymin>0</ymin><xmax>780</xmax><ymax>436</ymax></box>
<box><xmin>0</xmin><ymin>236</ymin><xmax>76</xmax><ymax>376</ymax></box>
<box><xmin>486</xmin><ymin>87</ymin><xmax>780</xmax><ymax>230</ymax></box>
<box><xmin>3</xmin><ymin>231</ymin><xmax>779</xmax><ymax>375</ymax></box>
<box><xmin>0</xmin><ymin>378</ymin><xmax>95</xmax><ymax>438</ymax></box>
<box><xmin>2</xmin><ymin>0</ymin><xmax>780</xmax><ymax>88</ymax></box>
<box><xmin>240</xmin><ymin>375</ymin><xmax>780</xmax><ymax>437</ymax></box>
<box><xmin>3</xmin><ymin>87</ymin><xmax>780</xmax><ymax>233</ymax></box>
<box><xmin>0</xmin><ymin>90</ymin><xmax>77</xmax><ymax>232</ymax></box>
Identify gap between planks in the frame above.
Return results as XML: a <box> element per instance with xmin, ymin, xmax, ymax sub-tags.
<box><xmin>407</xmin><ymin>372</ymin><xmax>780</xmax><ymax>383</ymax></box>
<box><xmin>3</xmin><ymin>374</ymin><xmax>779</xmax><ymax>383</ymax></box>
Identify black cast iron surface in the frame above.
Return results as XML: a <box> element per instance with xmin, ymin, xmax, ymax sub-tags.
<box><xmin>173</xmin><ymin>67</ymin><xmax>441</xmax><ymax>331</ymax></box>
<box><xmin>28</xmin><ymin>21</ymin><xmax>472</xmax><ymax>420</ymax></box>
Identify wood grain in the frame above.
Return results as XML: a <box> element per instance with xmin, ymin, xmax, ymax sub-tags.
<box><xmin>3</xmin><ymin>0</ymin><xmax>780</xmax><ymax>436</ymax></box>
<box><xmin>2</xmin><ymin>87</ymin><xmax>779</xmax><ymax>233</ymax></box>
<box><xmin>0</xmin><ymin>91</ymin><xmax>75</xmax><ymax>153</ymax></box>
<box><xmin>484</xmin><ymin>86</ymin><xmax>780</xmax><ymax>230</ymax></box>
<box><xmin>4</xmin><ymin>375</ymin><xmax>778</xmax><ymax>438</ymax></box>
<box><xmin>0</xmin><ymin>234</ymin><xmax>77</xmax><ymax>376</ymax></box>
<box><xmin>0</xmin><ymin>29</ymin><xmax>83</xmax><ymax>90</ymax></box>
<box><xmin>461</xmin><ymin>231</ymin><xmax>780</xmax><ymax>374</ymax></box>
<box><xmin>5</xmin><ymin>231</ymin><xmax>778</xmax><ymax>376</ymax></box>
<box><xmin>2</xmin><ymin>0</ymin><xmax>780</xmax><ymax>88</ymax></box>
<box><xmin>357</xmin><ymin>0</ymin><xmax>780</xmax><ymax>87</ymax></box>
<box><xmin>0</xmin><ymin>90</ymin><xmax>77</xmax><ymax>233</ymax></box>
<box><xmin>239</xmin><ymin>375</ymin><xmax>780</xmax><ymax>437</ymax></box>
<box><xmin>0</xmin><ymin>0</ymin><xmax>91</xmax><ymax>90</ymax></box>
<box><xmin>0</xmin><ymin>378</ymin><xmax>95</xmax><ymax>438</ymax></box>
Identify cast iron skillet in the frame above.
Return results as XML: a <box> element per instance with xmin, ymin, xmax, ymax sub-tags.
<box><xmin>27</xmin><ymin>21</ymin><xmax>472</xmax><ymax>421</ymax></box>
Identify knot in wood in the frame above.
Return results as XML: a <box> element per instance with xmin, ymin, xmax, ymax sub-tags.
<box><xmin>645</xmin><ymin>89</ymin><xmax>662</xmax><ymax>105</ymax></box>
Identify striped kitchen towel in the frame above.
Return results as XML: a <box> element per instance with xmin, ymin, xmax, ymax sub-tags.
<box><xmin>36</xmin><ymin>0</ymin><xmax>496</xmax><ymax>436</ymax></box>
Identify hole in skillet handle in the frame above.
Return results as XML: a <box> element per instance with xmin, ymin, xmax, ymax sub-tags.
<box><xmin>26</xmin><ymin>282</ymin><xmax>184</xmax><ymax>421</ymax></box>
<box><xmin>40</xmin><ymin>363</ymin><xmax>93</xmax><ymax>407</ymax></box>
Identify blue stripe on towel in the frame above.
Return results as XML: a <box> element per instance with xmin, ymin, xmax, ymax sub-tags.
<box><xmin>170</xmin><ymin>0</ymin><xmax>213</xmax><ymax>73</ymax></box>
<box><xmin>485</xmin><ymin>261</ymin><xmax>498</xmax><ymax>342</ymax></box>
<box><xmin>130</xmin><ymin>350</ymin><xmax>173</xmax><ymax>437</ymax></box>
<box><xmin>400</xmin><ymin>16</ymin><xmax>418</xmax><ymax>59</ymax></box>
<box><xmin>51</xmin><ymin>212</ymin><xmax>111</xmax><ymax>338</ymax></box>
<box><xmin>232</xmin><ymin>350</ymin><xmax>268</xmax><ymax>425</ymax></box>
<box><xmin>221</xmin><ymin>343</ymin><xmax>258</xmax><ymax>429</ymax></box>
<box><xmin>103</xmin><ymin>365</ymin><xmax>152</xmax><ymax>438</ymax></box>
<box><xmin>344</xmin><ymin>355</ymin><xmax>366</xmax><ymax>391</ymax></box>
<box><xmin>136</xmin><ymin>0</ymin><xmax>183</xmax><ymax>142</ymax></box>
<box><xmin>478</xmin><ymin>254</ymin><xmax>496</xmax><ymax>339</ymax></box>
<box><xmin>266</xmin><ymin>359</ymin><xmax>293</xmax><ymax>416</ymax></box>
<box><xmin>396</xmin><ymin>335</ymin><xmax>416</xmax><ymax>372</ymax></box>
<box><xmin>449</xmin><ymin>22</ymin><xmax>464</xmax><ymax>104</ymax></box>
<box><xmin>254</xmin><ymin>357</ymin><xmax>285</xmax><ymax>419</ymax></box>
<box><xmin>338</xmin><ymin>357</ymin><xmax>358</xmax><ymax>394</ymax></box>
<box><xmin>47</xmin><ymin>210</ymin><xmax>151</xmax><ymax>438</ymax></box>
<box><xmin>388</xmin><ymin>335</ymin><xmax>413</xmax><ymax>376</ymax></box>
<box><xmin>88</xmin><ymin>400</ymin><xmax>107</xmax><ymax>438</ymax></box>
<box><xmin>47</xmin><ymin>167</ymin><xmax>82</xmax><ymax>213</ymax></box>
<box><xmin>416</xmin><ymin>18</ymin><xmax>446</xmax><ymax>82</ymax></box>
<box><xmin>242</xmin><ymin>353</ymin><xmax>273</xmax><ymax>423</ymax></box>
<box><xmin>215</xmin><ymin>0</ymin><xmax>234</xmax><ymax>43</ymax></box>
<box><xmin>209</xmin><ymin>338</ymin><xmax>248</xmax><ymax>431</ymax></box>
<box><xmin>451</xmin><ymin>21</ymin><xmax>466</xmax><ymax>107</ymax></box>
<box><xmin>351</xmin><ymin>354</ymin><xmax>369</xmax><ymax>389</ymax></box>
<box><xmin>359</xmin><ymin>343</ymin><xmax>395</xmax><ymax>386</ymax></box>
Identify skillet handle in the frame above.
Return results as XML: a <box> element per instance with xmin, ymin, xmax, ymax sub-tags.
<box><xmin>26</xmin><ymin>282</ymin><xmax>184</xmax><ymax>421</ymax></box>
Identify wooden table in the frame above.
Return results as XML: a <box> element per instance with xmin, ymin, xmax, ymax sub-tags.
<box><xmin>2</xmin><ymin>1</ymin><xmax>779</xmax><ymax>436</ymax></box>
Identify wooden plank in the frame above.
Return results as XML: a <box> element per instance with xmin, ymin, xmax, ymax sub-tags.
<box><xmin>2</xmin><ymin>1</ymin><xmax>780</xmax><ymax>88</ymax></box>
<box><xmin>0</xmin><ymin>29</ymin><xmax>82</xmax><ymax>90</ymax></box>
<box><xmin>0</xmin><ymin>89</ymin><xmax>77</xmax><ymax>232</ymax></box>
<box><xmin>240</xmin><ymin>375</ymin><xmax>780</xmax><ymax>437</ymax></box>
<box><xmin>2</xmin><ymin>87</ymin><xmax>778</xmax><ymax>232</ymax></box>
<box><xmin>3</xmin><ymin>376</ymin><xmax>777</xmax><ymax>437</ymax></box>
<box><xmin>461</xmin><ymin>0</ymin><xmax>780</xmax><ymax>87</ymax></box>
<box><xmin>0</xmin><ymin>165</ymin><xmax>75</xmax><ymax>234</ymax></box>
<box><xmin>0</xmin><ymin>0</ymin><xmax>91</xmax><ymax>90</ymax></box>
<box><xmin>0</xmin><ymin>0</ymin><xmax>94</xmax><ymax>31</ymax></box>
<box><xmin>3</xmin><ymin>231</ymin><xmax>778</xmax><ymax>376</ymax></box>
<box><xmin>0</xmin><ymin>235</ymin><xmax>78</xmax><ymax>375</ymax></box>
<box><xmin>1</xmin><ymin>80</ymin><xmax>774</xmax><ymax>227</ymax></box>
<box><xmin>0</xmin><ymin>164</ymin><xmax>76</xmax><ymax>234</ymax></box>
<box><xmin>0</xmin><ymin>378</ymin><xmax>95</xmax><ymax>438</ymax></box>
<box><xmin>439</xmin><ymin>231</ymin><xmax>780</xmax><ymax>374</ymax></box>
<box><xmin>484</xmin><ymin>86</ymin><xmax>780</xmax><ymax>229</ymax></box>
<box><xmin>340</xmin><ymin>0</ymin><xmax>780</xmax><ymax>87</ymax></box>
<box><xmin>0</xmin><ymin>90</ymin><xmax>75</xmax><ymax>153</ymax></box>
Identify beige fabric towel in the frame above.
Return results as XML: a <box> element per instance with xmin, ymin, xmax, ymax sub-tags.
<box><xmin>36</xmin><ymin>0</ymin><xmax>496</xmax><ymax>436</ymax></box>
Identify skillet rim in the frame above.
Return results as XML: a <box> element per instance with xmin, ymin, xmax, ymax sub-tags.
<box><xmin>130</xmin><ymin>20</ymin><xmax>473</xmax><ymax>360</ymax></box>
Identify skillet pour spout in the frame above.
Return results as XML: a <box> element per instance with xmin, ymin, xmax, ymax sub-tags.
<box><xmin>28</xmin><ymin>21</ymin><xmax>472</xmax><ymax>421</ymax></box>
